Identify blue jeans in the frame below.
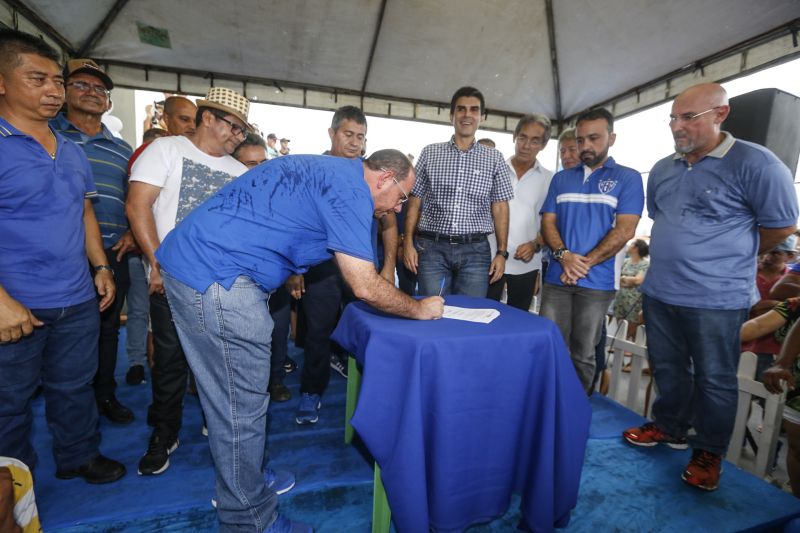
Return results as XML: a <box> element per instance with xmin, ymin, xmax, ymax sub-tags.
<box><xmin>416</xmin><ymin>236</ymin><xmax>491</xmax><ymax>297</ymax></box>
<box><xmin>162</xmin><ymin>271</ymin><xmax>278</xmax><ymax>532</ymax></box>
<box><xmin>125</xmin><ymin>254</ymin><xmax>149</xmax><ymax>368</ymax></box>
<box><xmin>0</xmin><ymin>298</ymin><xmax>101</xmax><ymax>470</ymax></box>
<box><xmin>643</xmin><ymin>295</ymin><xmax>749</xmax><ymax>455</ymax></box>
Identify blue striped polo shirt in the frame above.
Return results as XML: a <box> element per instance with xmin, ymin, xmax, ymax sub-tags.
<box><xmin>51</xmin><ymin>114</ymin><xmax>133</xmax><ymax>248</ymax></box>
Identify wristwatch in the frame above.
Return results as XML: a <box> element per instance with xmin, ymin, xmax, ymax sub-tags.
<box><xmin>495</xmin><ymin>250</ymin><xmax>509</xmax><ymax>259</ymax></box>
<box><xmin>553</xmin><ymin>248</ymin><xmax>569</xmax><ymax>262</ymax></box>
<box><xmin>94</xmin><ymin>265</ymin><xmax>114</xmax><ymax>274</ymax></box>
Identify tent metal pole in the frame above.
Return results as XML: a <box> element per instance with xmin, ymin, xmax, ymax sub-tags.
<box><xmin>77</xmin><ymin>0</ymin><xmax>129</xmax><ymax>58</ymax></box>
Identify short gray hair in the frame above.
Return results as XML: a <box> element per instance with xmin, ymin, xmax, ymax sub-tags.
<box><xmin>513</xmin><ymin>113</ymin><xmax>552</xmax><ymax>147</ymax></box>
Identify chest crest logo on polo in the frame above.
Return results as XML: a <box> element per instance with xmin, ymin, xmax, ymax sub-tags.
<box><xmin>598</xmin><ymin>178</ymin><xmax>618</xmax><ymax>194</ymax></box>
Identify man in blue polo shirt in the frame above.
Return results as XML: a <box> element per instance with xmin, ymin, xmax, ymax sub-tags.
<box><xmin>0</xmin><ymin>29</ymin><xmax>125</xmax><ymax>484</ymax></box>
<box><xmin>540</xmin><ymin>108</ymin><xmax>644</xmax><ymax>392</ymax></box>
<box><xmin>155</xmin><ymin>150</ymin><xmax>443</xmax><ymax>533</ymax></box>
<box><xmin>623</xmin><ymin>83</ymin><xmax>798</xmax><ymax>491</ymax></box>
<box><xmin>52</xmin><ymin>59</ymin><xmax>135</xmax><ymax>425</ymax></box>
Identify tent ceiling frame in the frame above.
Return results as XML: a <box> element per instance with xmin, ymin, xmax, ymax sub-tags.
<box><xmin>76</xmin><ymin>0</ymin><xmax>128</xmax><ymax>57</ymax></box>
<box><xmin>5</xmin><ymin>0</ymin><xmax>74</xmax><ymax>54</ymax></box>
<box><xmin>3</xmin><ymin>1</ymin><xmax>797</xmax><ymax>133</ymax></box>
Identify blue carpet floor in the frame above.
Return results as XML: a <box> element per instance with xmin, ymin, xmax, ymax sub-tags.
<box><xmin>30</xmin><ymin>328</ymin><xmax>800</xmax><ymax>532</ymax></box>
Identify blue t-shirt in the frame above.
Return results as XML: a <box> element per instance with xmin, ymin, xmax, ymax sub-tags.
<box><xmin>541</xmin><ymin>157</ymin><xmax>644</xmax><ymax>290</ymax></box>
<box><xmin>156</xmin><ymin>155</ymin><xmax>376</xmax><ymax>293</ymax></box>
<box><xmin>641</xmin><ymin>134</ymin><xmax>799</xmax><ymax>310</ymax></box>
<box><xmin>51</xmin><ymin>114</ymin><xmax>133</xmax><ymax>249</ymax></box>
<box><xmin>0</xmin><ymin>117</ymin><xmax>97</xmax><ymax>308</ymax></box>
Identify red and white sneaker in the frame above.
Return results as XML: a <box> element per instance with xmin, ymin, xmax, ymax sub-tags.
<box><xmin>622</xmin><ymin>422</ymin><xmax>688</xmax><ymax>449</ymax></box>
<box><xmin>681</xmin><ymin>449</ymin><xmax>722</xmax><ymax>491</ymax></box>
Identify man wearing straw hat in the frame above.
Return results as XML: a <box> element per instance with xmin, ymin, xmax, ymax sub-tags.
<box><xmin>127</xmin><ymin>87</ymin><xmax>259</xmax><ymax>478</ymax></box>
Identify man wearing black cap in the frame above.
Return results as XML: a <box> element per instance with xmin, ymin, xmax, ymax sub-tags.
<box><xmin>52</xmin><ymin>58</ymin><xmax>136</xmax><ymax>425</ymax></box>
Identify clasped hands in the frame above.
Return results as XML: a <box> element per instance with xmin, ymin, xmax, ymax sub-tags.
<box><xmin>559</xmin><ymin>252</ymin><xmax>591</xmax><ymax>286</ymax></box>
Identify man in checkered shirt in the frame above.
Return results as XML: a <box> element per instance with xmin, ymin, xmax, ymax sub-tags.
<box><xmin>402</xmin><ymin>86</ymin><xmax>514</xmax><ymax>297</ymax></box>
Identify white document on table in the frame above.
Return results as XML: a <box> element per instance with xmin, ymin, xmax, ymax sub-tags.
<box><xmin>442</xmin><ymin>306</ymin><xmax>500</xmax><ymax>324</ymax></box>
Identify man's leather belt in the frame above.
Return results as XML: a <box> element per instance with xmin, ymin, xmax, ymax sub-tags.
<box><xmin>416</xmin><ymin>231</ymin><xmax>488</xmax><ymax>244</ymax></box>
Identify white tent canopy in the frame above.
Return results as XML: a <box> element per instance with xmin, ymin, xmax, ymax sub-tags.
<box><xmin>2</xmin><ymin>0</ymin><xmax>798</xmax><ymax>132</ymax></box>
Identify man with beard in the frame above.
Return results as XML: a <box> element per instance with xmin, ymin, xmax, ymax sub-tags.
<box><xmin>624</xmin><ymin>83</ymin><xmax>797</xmax><ymax>491</ymax></box>
<box><xmin>540</xmin><ymin>108</ymin><xmax>644</xmax><ymax>393</ymax></box>
<box><xmin>403</xmin><ymin>86</ymin><xmax>514</xmax><ymax>297</ymax></box>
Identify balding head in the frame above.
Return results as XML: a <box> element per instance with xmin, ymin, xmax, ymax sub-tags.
<box><xmin>670</xmin><ymin>83</ymin><xmax>730</xmax><ymax>163</ymax></box>
<box><xmin>163</xmin><ymin>96</ymin><xmax>196</xmax><ymax>136</ymax></box>
<box><xmin>674</xmin><ymin>83</ymin><xmax>728</xmax><ymax>111</ymax></box>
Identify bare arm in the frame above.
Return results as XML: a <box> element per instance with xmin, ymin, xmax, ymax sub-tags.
<box><xmin>740</xmin><ymin>307</ymin><xmax>789</xmax><ymax>343</ymax></box>
<box><xmin>335</xmin><ymin>252</ymin><xmax>442</xmax><ymax>320</ymax></box>
<box><xmin>770</xmin><ymin>273</ymin><xmax>800</xmax><ymax>301</ymax></box>
<box><xmin>488</xmin><ymin>201</ymin><xmax>509</xmax><ymax>283</ymax></box>
<box><xmin>759</xmin><ymin>226</ymin><xmax>797</xmax><ymax>254</ymax></box>
<box><xmin>763</xmin><ymin>318</ymin><xmax>800</xmax><ymax>394</ymax></box>
<box><xmin>379</xmin><ymin>212</ymin><xmax>398</xmax><ymax>283</ymax></box>
<box><xmin>621</xmin><ymin>269</ymin><xmax>647</xmax><ymax>288</ymax></box>
<box><xmin>585</xmin><ymin>214</ymin><xmax>640</xmax><ymax>267</ymax></box>
<box><xmin>84</xmin><ymin>200</ymin><xmax>116</xmax><ymax>311</ymax></box>
<box><xmin>402</xmin><ymin>196</ymin><xmax>422</xmax><ymax>273</ymax></box>
<box><xmin>126</xmin><ymin>181</ymin><xmax>164</xmax><ymax>294</ymax></box>
<box><xmin>0</xmin><ymin>467</ymin><xmax>21</xmax><ymax>533</ymax></box>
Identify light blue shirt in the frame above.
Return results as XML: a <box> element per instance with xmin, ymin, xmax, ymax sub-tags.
<box><xmin>641</xmin><ymin>132</ymin><xmax>798</xmax><ymax>310</ymax></box>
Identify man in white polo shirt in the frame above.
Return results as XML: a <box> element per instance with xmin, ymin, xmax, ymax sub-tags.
<box><xmin>487</xmin><ymin>114</ymin><xmax>553</xmax><ymax>311</ymax></box>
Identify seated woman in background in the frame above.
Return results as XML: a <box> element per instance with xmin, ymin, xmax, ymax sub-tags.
<box><xmin>613</xmin><ymin>239</ymin><xmax>650</xmax><ymax>341</ymax></box>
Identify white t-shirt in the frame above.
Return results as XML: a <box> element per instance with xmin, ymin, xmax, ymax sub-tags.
<box><xmin>489</xmin><ymin>158</ymin><xmax>554</xmax><ymax>275</ymax></box>
<box><xmin>130</xmin><ymin>135</ymin><xmax>247</xmax><ymax>242</ymax></box>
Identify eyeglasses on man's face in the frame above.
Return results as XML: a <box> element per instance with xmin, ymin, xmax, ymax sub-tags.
<box><xmin>66</xmin><ymin>80</ymin><xmax>109</xmax><ymax>97</ymax></box>
<box><xmin>215</xmin><ymin>115</ymin><xmax>247</xmax><ymax>138</ymax></box>
<box><xmin>381</xmin><ymin>168</ymin><xmax>409</xmax><ymax>205</ymax></box>
<box><xmin>668</xmin><ymin>106</ymin><xmax>721</xmax><ymax>125</ymax></box>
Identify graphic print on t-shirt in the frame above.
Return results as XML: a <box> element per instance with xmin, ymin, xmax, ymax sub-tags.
<box><xmin>176</xmin><ymin>158</ymin><xmax>237</xmax><ymax>224</ymax></box>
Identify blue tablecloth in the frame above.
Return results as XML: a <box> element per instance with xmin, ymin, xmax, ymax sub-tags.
<box><xmin>331</xmin><ymin>295</ymin><xmax>591</xmax><ymax>533</ymax></box>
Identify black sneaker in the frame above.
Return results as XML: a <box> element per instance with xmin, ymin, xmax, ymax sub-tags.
<box><xmin>138</xmin><ymin>433</ymin><xmax>179</xmax><ymax>475</ymax></box>
<box><xmin>269</xmin><ymin>383</ymin><xmax>292</xmax><ymax>403</ymax></box>
<box><xmin>125</xmin><ymin>364</ymin><xmax>146</xmax><ymax>385</ymax></box>
<box><xmin>98</xmin><ymin>396</ymin><xmax>135</xmax><ymax>425</ymax></box>
<box><xmin>330</xmin><ymin>354</ymin><xmax>348</xmax><ymax>378</ymax></box>
<box><xmin>283</xmin><ymin>356</ymin><xmax>297</xmax><ymax>374</ymax></box>
<box><xmin>56</xmin><ymin>454</ymin><xmax>126</xmax><ymax>484</ymax></box>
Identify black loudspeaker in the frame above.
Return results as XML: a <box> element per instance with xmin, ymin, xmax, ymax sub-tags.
<box><xmin>724</xmin><ymin>88</ymin><xmax>800</xmax><ymax>176</ymax></box>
